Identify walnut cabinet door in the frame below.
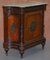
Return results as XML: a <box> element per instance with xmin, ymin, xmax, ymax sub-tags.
<box><xmin>24</xmin><ymin>11</ymin><xmax>43</xmax><ymax>45</ymax></box>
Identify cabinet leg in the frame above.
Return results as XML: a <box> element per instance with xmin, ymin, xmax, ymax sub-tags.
<box><xmin>41</xmin><ymin>37</ymin><xmax>46</xmax><ymax>49</ymax></box>
<box><xmin>41</xmin><ymin>42</ymin><xmax>45</xmax><ymax>49</ymax></box>
<box><xmin>5</xmin><ymin>49</ymin><xmax>9</xmax><ymax>56</ymax></box>
<box><xmin>19</xmin><ymin>50</ymin><xmax>24</xmax><ymax>58</ymax></box>
<box><xmin>19</xmin><ymin>42</ymin><xmax>24</xmax><ymax>58</ymax></box>
<box><xmin>20</xmin><ymin>52</ymin><xmax>23</xmax><ymax>58</ymax></box>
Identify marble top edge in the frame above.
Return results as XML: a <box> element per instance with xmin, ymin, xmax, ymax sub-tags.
<box><xmin>3</xmin><ymin>2</ymin><xmax>47</xmax><ymax>7</ymax></box>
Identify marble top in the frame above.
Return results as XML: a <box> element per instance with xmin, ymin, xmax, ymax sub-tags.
<box><xmin>3</xmin><ymin>2</ymin><xmax>47</xmax><ymax>7</ymax></box>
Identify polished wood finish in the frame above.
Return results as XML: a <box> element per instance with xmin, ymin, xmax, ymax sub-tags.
<box><xmin>3</xmin><ymin>3</ymin><xmax>47</xmax><ymax>58</ymax></box>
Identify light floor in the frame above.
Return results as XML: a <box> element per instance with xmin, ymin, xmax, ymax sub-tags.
<box><xmin>0</xmin><ymin>40</ymin><xmax>50</xmax><ymax>60</ymax></box>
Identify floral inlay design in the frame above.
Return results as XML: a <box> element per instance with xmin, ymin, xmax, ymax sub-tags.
<box><xmin>11</xmin><ymin>23</ymin><xmax>16</xmax><ymax>34</ymax></box>
<box><xmin>30</xmin><ymin>20</ymin><xmax>36</xmax><ymax>32</ymax></box>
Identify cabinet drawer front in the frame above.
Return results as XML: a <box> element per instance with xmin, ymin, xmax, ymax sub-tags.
<box><xmin>8</xmin><ymin>15</ymin><xmax>20</xmax><ymax>42</ymax></box>
<box><xmin>24</xmin><ymin>11</ymin><xmax>42</xmax><ymax>44</ymax></box>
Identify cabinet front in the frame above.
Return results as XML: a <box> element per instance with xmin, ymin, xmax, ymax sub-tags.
<box><xmin>3</xmin><ymin>7</ymin><xmax>21</xmax><ymax>49</ymax></box>
<box><xmin>8</xmin><ymin>15</ymin><xmax>19</xmax><ymax>42</ymax></box>
<box><xmin>24</xmin><ymin>11</ymin><xmax>43</xmax><ymax>45</ymax></box>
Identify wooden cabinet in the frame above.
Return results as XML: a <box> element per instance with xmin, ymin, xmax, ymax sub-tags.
<box><xmin>3</xmin><ymin>2</ymin><xmax>47</xmax><ymax>58</ymax></box>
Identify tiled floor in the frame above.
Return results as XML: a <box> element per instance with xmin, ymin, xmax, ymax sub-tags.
<box><xmin>0</xmin><ymin>40</ymin><xmax>50</xmax><ymax>60</ymax></box>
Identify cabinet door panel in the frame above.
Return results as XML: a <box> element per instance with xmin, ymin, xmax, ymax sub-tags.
<box><xmin>8</xmin><ymin>15</ymin><xmax>20</xmax><ymax>43</ymax></box>
<box><xmin>24</xmin><ymin>11</ymin><xmax>42</xmax><ymax>45</ymax></box>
